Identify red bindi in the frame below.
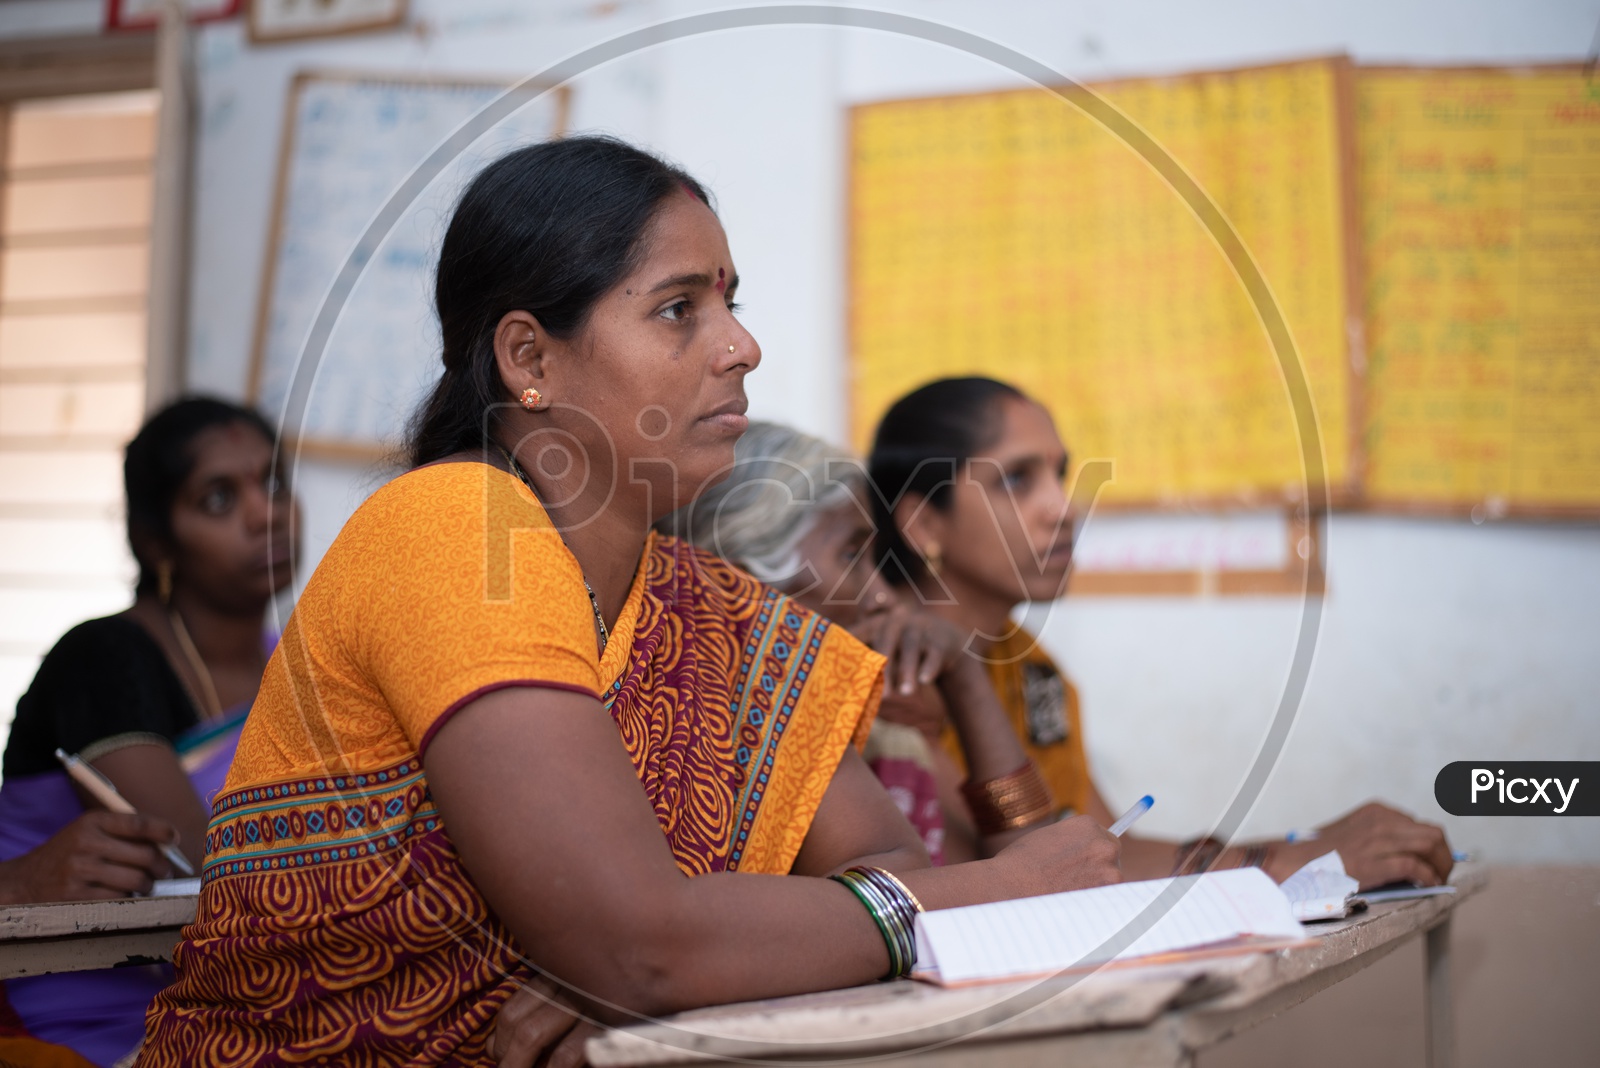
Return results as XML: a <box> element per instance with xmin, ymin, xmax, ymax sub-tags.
<box><xmin>715</xmin><ymin>267</ymin><xmax>726</xmax><ymax>294</ymax></box>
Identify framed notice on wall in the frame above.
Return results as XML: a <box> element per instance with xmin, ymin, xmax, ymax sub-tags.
<box><xmin>248</xmin><ymin>0</ymin><xmax>407</xmax><ymax>44</ymax></box>
<box><xmin>1357</xmin><ymin>64</ymin><xmax>1600</xmax><ymax>517</ymax></box>
<box><xmin>248</xmin><ymin>70</ymin><xmax>570</xmax><ymax>458</ymax></box>
<box><xmin>850</xmin><ymin>57</ymin><xmax>1362</xmax><ymax>511</ymax></box>
<box><xmin>107</xmin><ymin>0</ymin><xmax>241</xmax><ymax>30</ymax></box>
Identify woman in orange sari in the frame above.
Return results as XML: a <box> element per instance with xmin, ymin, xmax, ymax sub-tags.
<box><xmin>867</xmin><ymin>377</ymin><xmax>1456</xmax><ymax>886</ymax></box>
<box><xmin>137</xmin><ymin>138</ymin><xmax>1120</xmax><ymax>1066</ymax></box>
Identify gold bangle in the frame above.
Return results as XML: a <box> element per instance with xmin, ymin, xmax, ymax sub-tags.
<box><xmin>961</xmin><ymin>761</ymin><xmax>1054</xmax><ymax>835</ymax></box>
<box><xmin>867</xmin><ymin>866</ymin><xmax>926</xmax><ymax>914</ymax></box>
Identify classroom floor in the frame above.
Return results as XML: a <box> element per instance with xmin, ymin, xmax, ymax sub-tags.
<box><xmin>1203</xmin><ymin>866</ymin><xmax>1600</xmax><ymax>1068</ymax></box>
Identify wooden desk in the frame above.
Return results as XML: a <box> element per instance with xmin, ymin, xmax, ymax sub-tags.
<box><xmin>0</xmin><ymin>895</ymin><xmax>197</xmax><ymax>980</ymax></box>
<box><xmin>590</xmin><ymin>866</ymin><xmax>1486</xmax><ymax>1068</ymax></box>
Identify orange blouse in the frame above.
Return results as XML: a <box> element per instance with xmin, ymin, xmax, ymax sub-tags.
<box><xmin>140</xmin><ymin>463</ymin><xmax>884</xmax><ymax>1065</ymax></box>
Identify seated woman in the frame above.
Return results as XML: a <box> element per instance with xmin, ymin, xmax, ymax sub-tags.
<box><xmin>0</xmin><ymin>397</ymin><xmax>296</xmax><ymax>1064</ymax></box>
<box><xmin>136</xmin><ymin>137</ymin><xmax>1120</xmax><ymax>1065</ymax></box>
<box><xmin>867</xmin><ymin>377</ymin><xmax>1456</xmax><ymax>887</ymax></box>
<box><xmin>663</xmin><ymin>420</ymin><xmax>1059</xmax><ymax>864</ymax></box>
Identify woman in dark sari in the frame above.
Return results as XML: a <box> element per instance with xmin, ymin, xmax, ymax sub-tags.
<box><xmin>0</xmin><ymin>397</ymin><xmax>296</xmax><ymax>1064</ymax></box>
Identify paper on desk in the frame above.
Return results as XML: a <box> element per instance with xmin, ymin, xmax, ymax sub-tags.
<box><xmin>913</xmin><ymin>867</ymin><xmax>1305</xmax><ymax>986</ymax></box>
<box><xmin>151</xmin><ymin>878</ymin><xmax>201</xmax><ymax>897</ymax></box>
<box><xmin>1358</xmin><ymin>884</ymin><xmax>1456</xmax><ymax>904</ymax></box>
<box><xmin>1280</xmin><ymin>851</ymin><xmax>1359</xmax><ymax>921</ymax></box>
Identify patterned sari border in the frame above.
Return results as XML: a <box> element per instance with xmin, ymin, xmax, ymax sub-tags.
<box><xmin>204</xmin><ymin>757</ymin><xmax>438</xmax><ymax>883</ymax></box>
<box><xmin>212</xmin><ymin>760</ymin><xmax>425</xmax><ymax>815</ymax></box>
<box><xmin>726</xmin><ymin>602</ymin><xmax>829</xmax><ymax>868</ymax></box>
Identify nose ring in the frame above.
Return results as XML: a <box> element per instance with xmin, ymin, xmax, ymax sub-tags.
<box><xmin>728</xmin><ymin>344</ymin><xmax>736</xmax><ymax>353</ymax></box>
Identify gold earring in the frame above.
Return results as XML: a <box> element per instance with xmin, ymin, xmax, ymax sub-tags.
<box><xmin>520</xmin><ymin>387</ymin><xmax>543</xmax><ymax>411</ymax></box>
<box><xmin>924</xmin><ymin>543</ymin><xmax>943</xmax><ymax>578</ymax></box>
<box><xmin>157</xmin><ymin>560</ymin><xmax>173</xmax><ymax>604</ymax></box>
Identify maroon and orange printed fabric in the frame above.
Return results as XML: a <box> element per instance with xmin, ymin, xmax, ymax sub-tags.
<box><xmin>138</xmin><ymin>463</ymin><xmax>882</xmax><ymax>1065</ymax></box>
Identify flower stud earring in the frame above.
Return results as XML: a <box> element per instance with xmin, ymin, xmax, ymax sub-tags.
<box><xmin>520</xmin><ymin>387</ymin><xmax>543</xmax><ymax>411</ymax></box>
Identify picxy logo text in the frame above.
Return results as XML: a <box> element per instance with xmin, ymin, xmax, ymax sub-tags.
<box><xmin>1434</xmin><ymin>761</ymin><xmax>1597</xmax><ymax>817</ymax></box>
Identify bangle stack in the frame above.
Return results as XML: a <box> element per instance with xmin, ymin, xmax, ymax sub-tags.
<box><xmin>961</xmin><ymin>760</ymin><xmax>1054</xmax><ymax>835</ymax></box>
<box><xmin>1172</xmin><ymin>836</ymin><xmax>1224</xmax><ymax>876</ymax></box>
<box><xmin>1238</xmin><ymin>843</ymin><xmax>1272</xmax><ymax>870</ymax></box>
<box><xmin>830</xmin><ymin>866</ymin><xmax>925</xmax><ymax>980</ymax></box>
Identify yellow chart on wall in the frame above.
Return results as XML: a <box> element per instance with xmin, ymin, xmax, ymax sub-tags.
<box><xmin>850</xmin><ymin>58</ymin><xmax>1358</xmax><ymax>507</ymax></box>
<box><xmin>1359</xmin><ymin>67</ymin><xmax>1600</xmax><ymax>514</ymax></box>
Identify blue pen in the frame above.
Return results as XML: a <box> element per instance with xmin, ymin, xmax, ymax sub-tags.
<box><xmin>1108</xmin><ymin>795</ymin><xmax>1153</xmax><ymax>837</ymax></box>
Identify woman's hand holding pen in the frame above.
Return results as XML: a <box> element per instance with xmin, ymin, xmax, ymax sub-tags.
<box><xmin>989</xmin><ymin>815</ymin><xmax>1123</xmax><ymax>897</ymax></box>
<box><xmin>0</xmin><ymin>810</ymin><xmax>178</xmax><ymax>905</ymax></box>
<box><xmin>1270</xmin><ymin>802</ymin><xmax>1454</xmax><ymax>890</ymax></box>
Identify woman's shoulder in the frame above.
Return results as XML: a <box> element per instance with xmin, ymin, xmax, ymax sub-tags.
<box><xmin>326</xmin><ymin>461</ymin><xmax>559</xmax><ymax>569</ymax></box>
<box><xmin>648</xmin><ymin>535</ymin><xmax>811</xmax><ymax>626</ymax></box>
<box><xmin>647</xmin><ymin>535</ymin><xmax>880</xmax><ymax>667</ymax></box>
<box><xmin>4</xmin><ymin>613</ymin><xmax>192</xmax><ymax>776</ymax></box>
<box><xmin>37</xmin><ymin>613</ymin><xmax>162</xmax><ymax>671</ymax></box>
<box><xmin>991</xmin><ymin>626</ymin><xmax>1068</xmax><ymax>674</ymax></box>
<box><xmin>650</xmin><ymin>535</ymin><xmax>767</xmax><ymax>595</ymax></box>
<box><xmin>352</xmin><ymin>460</ymin><xmax>521</xmax><ymax>521</ymax></box>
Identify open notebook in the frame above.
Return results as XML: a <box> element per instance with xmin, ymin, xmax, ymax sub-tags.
<box><xmin>1279</xmin><ymin>851</ymin><xmax>1361</xmax><ymax>921</ymax></box>
<box><xmin>913</xmin><ymin>867</ymin><xmax>1308</xmax><ymax>987</ymax></box>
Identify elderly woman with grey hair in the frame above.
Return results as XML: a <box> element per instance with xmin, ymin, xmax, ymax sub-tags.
<box><xmin>662</xmin><ymin>421</ymin><xmax>1048</xmax><ymax>863</ymax></box>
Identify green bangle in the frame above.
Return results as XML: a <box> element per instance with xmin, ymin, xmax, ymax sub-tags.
<box><xmin>832</xmin><ymin>871</ymin><xmax>904</xmax><ymax>978</ymax></box>
<box><xmin>830</xmin><ymin>867</ymin><xmax>920</xmax><ymax>980</ymax></box>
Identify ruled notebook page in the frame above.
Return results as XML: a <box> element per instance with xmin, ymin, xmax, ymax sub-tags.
<box><xmin>913</xmin><ymin>868</ymin><xmax>1304</xmax><ymax>985</ymax></box>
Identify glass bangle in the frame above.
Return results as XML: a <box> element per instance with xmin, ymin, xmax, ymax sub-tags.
<box><xmin>830</xmin><ymin>867</ymin><xmax>920</xmax><ymax>980</ymax></box>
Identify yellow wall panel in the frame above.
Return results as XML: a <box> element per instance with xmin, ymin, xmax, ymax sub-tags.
<box><xmin>1359</xmin><ymin>67</ymin><xmax>1600</xmax><ymax>512</ymax></box>
<box><xmin>849</xmin><ymin>58</ymin><xmax>1357</xmax><ymax>507</ymax></box>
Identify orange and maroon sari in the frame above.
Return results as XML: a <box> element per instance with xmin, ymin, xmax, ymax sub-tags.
<box><xmin>138</xmin><ymin>463</ymin><xmax>883</xmax><ymax>1065</ymax></box>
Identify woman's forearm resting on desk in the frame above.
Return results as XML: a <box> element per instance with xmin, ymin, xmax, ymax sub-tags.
<box><xmin>1107</xmin><ymin>800</ymin><xmax>1454</xmax><ymax>889</ymax></box>
<box><xmin>427</xmin><ymin>687</ymin><xmax>1122</xmax><ymax>1020</ymax></box>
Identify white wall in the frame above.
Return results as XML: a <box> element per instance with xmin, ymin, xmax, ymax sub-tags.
<box><xmin>27</xmin><ymin>0</ymin><xmax>1600</xmax><ymax>860</ymax></box>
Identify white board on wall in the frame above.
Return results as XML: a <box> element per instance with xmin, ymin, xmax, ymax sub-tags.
<box><xmin>248</xmin><ymin>71</ymin><xmax>569</xmax><ymax>456</ymax></box>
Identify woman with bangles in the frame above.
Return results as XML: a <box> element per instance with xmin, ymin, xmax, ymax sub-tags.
<box><xmin>865</xmin><ymin>376</ymin><xmax>1457</xmax><ymax>887</ymax></box>
<box><xmin>0</xmin><ymin>397</ymin><xmax>295</xmax><ymax>1064</ymax></box>
<box><xmin>664</xmin><ymin>420</ymin><xmax>1057</xmax><ymax>865</ymax></box>
<box><xmin>135</xmin><ymin>138</ymin><xmax>1121</xmax><ymax>1067</ymax></box>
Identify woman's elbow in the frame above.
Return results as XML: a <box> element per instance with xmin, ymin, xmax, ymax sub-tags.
<box><xmin>555</xmin><ymin>893</ymin><xmax>712</xmax><ymax>1019</ymax></box>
